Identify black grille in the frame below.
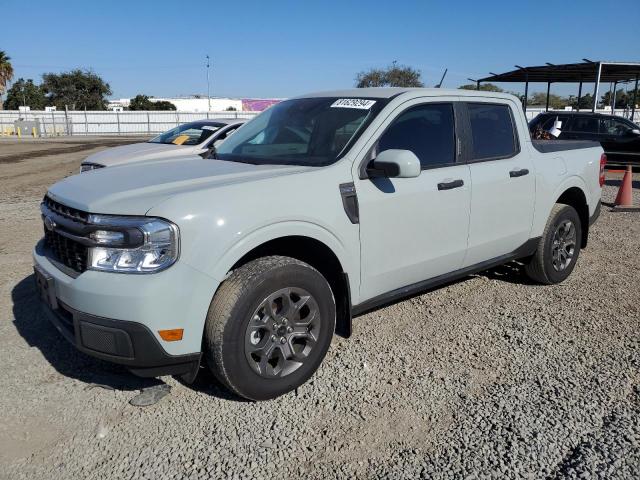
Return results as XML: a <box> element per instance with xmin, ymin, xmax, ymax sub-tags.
<box><xmin>42</xmin><ymin>196</ymin><xmax>89</xmax><ymax>273</ymax></box>
<box><xmin>44</xmin><ymin>228</ymin><xmax>88</xmax><ymax>273</ymax></box>
<box><xmin>43</xmin><ymin>196</ymin><xmax>89</xmax><ymax>223</ymax></box>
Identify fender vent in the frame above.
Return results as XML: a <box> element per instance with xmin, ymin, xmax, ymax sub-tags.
<box><xmin>339</xmin><ymin>183</ymin><xmax>359</xmax><ymax>224</ymax></box>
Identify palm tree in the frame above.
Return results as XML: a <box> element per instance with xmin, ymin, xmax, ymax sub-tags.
<box><xmin>0</xmin><ymin>51</ymin><xmax>14</xmax><ymax>109</ymax></box>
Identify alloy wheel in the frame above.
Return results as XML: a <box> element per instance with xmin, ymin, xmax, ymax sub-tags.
<box><xmin>551</xmin><ymin>219</ymin><xmax>576</xmax><ymax>272</ymax></box>
<box><xmin>244</xmin><ymin>287</ymin><xmax>321</xmax><ymax>378</ymax></box>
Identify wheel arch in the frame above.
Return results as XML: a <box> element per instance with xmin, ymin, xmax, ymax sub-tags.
<box><xmin>555</xmin><ymin>185</ymin><xmax>589</xmax><ymax>248</ymax></box>
<box><xmin>210</xmin><ymin>225</ymin><xmax>356</xmax><ymax>338</ymax></box>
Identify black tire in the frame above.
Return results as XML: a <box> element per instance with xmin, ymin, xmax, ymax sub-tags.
<box><xmin>204</xmin><ymin>256</ymin><xmax>335</xmax><ymax>401</ymax></box>
<box><xmin>525</xmin><ymin>203</ymin><xmax>582</xmax><ymax>284</ymax></box>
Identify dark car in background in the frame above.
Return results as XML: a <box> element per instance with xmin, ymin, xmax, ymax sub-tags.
<box><xmin>529</xmin><ymin>112</ymin><xmax>640</xmax><ymax>166</ymax></box>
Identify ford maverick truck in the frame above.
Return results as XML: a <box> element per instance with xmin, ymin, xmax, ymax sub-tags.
<box><xmin>34</xmin><ymin>88</ymin><xmax>605</xmax><ymax>400</ymax></box>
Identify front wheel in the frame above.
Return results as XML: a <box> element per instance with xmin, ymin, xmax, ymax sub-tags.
<box><xmin>525</xmin><ymin>203</ymin><xmax>582</xmax><ymax>284</ymax></box>
<box><xmin>204</xmin><ymin>256</ymin><xmax>335</xmax><ymax>401</ymax></box>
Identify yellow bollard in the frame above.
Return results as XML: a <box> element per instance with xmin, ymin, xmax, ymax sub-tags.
<box><xmin>16</xmin><ymin>127</ymin><xmax>21</xmax><ymax>138</ymax></box>
<box><xmin>32</xmin><ymin>127</ymin><xmax>37</xmax><ymax>137</ymax></box>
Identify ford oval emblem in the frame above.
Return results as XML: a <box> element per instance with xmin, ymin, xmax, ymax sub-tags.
<box><xmin>44</xmin><ymin>216</ymin><xmax>56</xmax><ymax>231</ymax></box>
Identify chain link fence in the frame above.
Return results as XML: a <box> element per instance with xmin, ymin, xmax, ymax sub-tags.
<box><xmin>0</xmin><ymin>110</ymin><xmax>259</xmax><ymax>137</ymax></box>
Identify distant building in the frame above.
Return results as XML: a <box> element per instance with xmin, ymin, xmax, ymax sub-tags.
<box><xmin>107</xmin><ymin>96</ymin><xmax>281</xmax><ymax>112</ymax></box>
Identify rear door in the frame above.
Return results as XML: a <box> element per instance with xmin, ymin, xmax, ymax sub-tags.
<box><xmin>355</xmin><ymin>98</ymin><xmax>471</xmax><ymax>301</ymax></box>
<box><xmin>463</xmin><ymin>101</ymin><xmax>536</xmax><ymax>266</ymax></box>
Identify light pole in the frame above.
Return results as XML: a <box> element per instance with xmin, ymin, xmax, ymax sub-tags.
<box><xmin>206</xmin><ymin>55</ymin><xmax>211</xmax><ymax>111</ymax></box>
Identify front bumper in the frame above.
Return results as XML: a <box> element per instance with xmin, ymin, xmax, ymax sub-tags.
<box><xmin>39</xmin><ymin>290</ymin><xmax>200</xmax><ymax>377</ymax></box>
<box><xmin>33</xmin><ymin>239</ymin><xmax>218</xmax><ymax>377</ymax></box>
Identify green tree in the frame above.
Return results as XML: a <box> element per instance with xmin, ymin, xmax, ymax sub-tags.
<box><xmin>459</xmin><ymin>83</ymin><xmax>504</xmax><ymax>92</ymax></box>
<box><xmin>152</xmin><ymin>100</ymin><xmax>177</xmax><ymax>110</ymax></box>
<box><xmin>4</xmin><ymin>78</ymin><xmax>47</xmax><ymax>110</ymax></box>
<box><xmin>128</xmin><ymin>94</ymin><xmax>176</xmax><ymax>110</ymax></box>
<box><xmin>569</xmin><ymin>93</ymin><xmax>594</xmax><ymax>110</ymax></box>
<box><xmin>528</xmin><ymin>92</ymin><xmax>568</xmax><ymax>109</ymax></box>
<box><xmin>41</xmin><ymin>69</ymin><xmax>111</xmax><ymax>110</ymax></box>
<box><xmin>356</xmin><ymin>62</ymin><xmax>424</xmax><ymax>88</ymax></box>
<box><xmin>0</xmin><ymin>50</ymin><xmax>14</xmax><ymax>108</ymax></box>
<box><xmin>601</xmin><ymin>88</ymin><xmax>640</xmax><ymax>108</ymax></box>
<box><xmin>459</xmin><ymin>83</ymin><xmax>524</xmax><ymax>102</ymax></box>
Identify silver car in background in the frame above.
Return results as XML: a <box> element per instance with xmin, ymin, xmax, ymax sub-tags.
<box><xmin>80</xmin><ymin>118</ymin><xmax>246</xmax><ymax>172</ymax></box>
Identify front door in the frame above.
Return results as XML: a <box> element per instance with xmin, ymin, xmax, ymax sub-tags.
<box><xmin>355</xmin><ymin>100</ymin><xmax>471</xmax><ymax>302</ymax></box>
<box><xmin>599</xmin><ymin>116</ymin><xmax>640</xmax><ymax>163</ymax></box>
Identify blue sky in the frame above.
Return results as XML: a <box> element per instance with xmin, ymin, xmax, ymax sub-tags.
<box><xmin>2</xmin><ymin>0</ymin><xmax>639</xmax><ymax>100</ymax></box>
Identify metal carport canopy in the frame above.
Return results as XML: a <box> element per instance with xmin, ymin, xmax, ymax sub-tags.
<box><xmin>475</xmin><ymin>60</ymin><xmax>640</xmax><ymax>116</ymax></box>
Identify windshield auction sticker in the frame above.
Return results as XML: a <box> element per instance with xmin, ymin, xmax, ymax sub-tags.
<box><xmin>331</xmin><ymin>98</ymin><xmax>376</xmax><ymax>109</ymax></box>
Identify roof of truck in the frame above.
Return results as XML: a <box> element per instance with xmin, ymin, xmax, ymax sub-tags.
<box><xmin>295</xmin><ymin>87</ymin><xmax>520</xmax><ymax>101</ymax></box>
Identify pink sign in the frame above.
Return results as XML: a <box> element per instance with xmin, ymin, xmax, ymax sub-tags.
<box><xmin>242</xmin><ymin>99</ymin><xmax>281</xmax><ymax>112</ymax></box>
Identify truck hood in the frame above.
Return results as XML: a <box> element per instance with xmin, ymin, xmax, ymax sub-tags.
<box><xmin>47</xmin><ymin>158</ymin><xmax>313</xmax><ymax>215</ymax></box>
<box><xmin>83</xmin><ymin>142</ymin><xmax>196</xmax><ymax>166</ymax></box>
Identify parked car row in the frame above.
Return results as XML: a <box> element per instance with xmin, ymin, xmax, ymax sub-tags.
<box><xmin>529</xmin><ymin>112</ymin><xmax>640</xmax><ymax>166</ymax></box>
<box><xmin>34</xmin><ymin>89</ymin><xmax>604</xmax><ymax>400</ymax></box>
<box><xmin>80</xmin><ymin>118</ymin><xmax>246</xmax><ymax>171</ymax></box>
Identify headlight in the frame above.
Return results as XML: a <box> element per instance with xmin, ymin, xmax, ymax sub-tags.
<box><xmin>80</xmin><ymin>163</ymin><xmax>105</xmax><ymax>173</ymax></box>
<box><xmin>86</xmin><ymin>215</ymin><xmax>179</xmax><ymax>274</ymax></box>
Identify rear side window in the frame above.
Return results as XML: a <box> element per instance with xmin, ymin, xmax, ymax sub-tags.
<box><xmin>539</xmin><ymin>115</ymin><xmax>570</xmax><ymax>131</ymax></box>
<box><xmin>467</xmin><ymin>103</ymin><xmax>517</xmax><ymax>160</ymax></box>
<box><xmin>570</xmin><ymin>116</ymin><xmax>598</xmax><ymax>133</ymax></box>
<box><xmin>377</xmin><ymin>103</ymin><xmax>455</xmax><ymax>168</ymax></box>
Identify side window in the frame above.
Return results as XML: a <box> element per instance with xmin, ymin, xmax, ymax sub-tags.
<box><xmin>377</xmin><ymin>103</ymin><xmax>455</xmax><ymax>168</ymax></box>
<box><xmin>213</xmin><ymin>126</ymin><xmax>238</xmax><ymax>146</ymax></box>
<box><xmin>571</xmin><ymin>116</ymin><xmax>599</xmax><ymax>133</ymax></box>
<box><xmin>600</xmin><ymin>117</ymin><xmax>634</xmax><ymax>136</ymax></box>
<box><xmin>540</xmin><ymin>115</ymin><xmax>569</xmax><ymax>131</ymax></box>
<box><xmin>467</xmin><ymin>103</ymin><xmax>517</xmax><ymax>160</ymax></box>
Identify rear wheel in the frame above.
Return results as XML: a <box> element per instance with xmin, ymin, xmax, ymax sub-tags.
<box><xmin>204</xmin><ymin>256</ymin><xmax>335</xmax><ymax>401</ymax></box>
<box><xmin>525</xmin><ymin>203</ymin><xmax>582</xmax><ymax>284</ymax></box>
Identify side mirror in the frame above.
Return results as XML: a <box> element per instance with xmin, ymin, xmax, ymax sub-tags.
<box><xmin>631</xmin><ymin>128</ymin><xmax>640</xmax><ymax>135</ymax></box>
<box><xmin>200</xmin><ymin>145</ymin><xmax>217</xmax><ymax>159</ymax></box>
<box><xmin>367</xmin><ymin>149</ymin><xmax>421</xmax><ymax>178</ymax></box>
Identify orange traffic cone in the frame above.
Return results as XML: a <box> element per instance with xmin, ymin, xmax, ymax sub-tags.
<box><xmin>614</xmin><ymin>165</ymin><xmax>634</xmax><ymax>207</ymax></box>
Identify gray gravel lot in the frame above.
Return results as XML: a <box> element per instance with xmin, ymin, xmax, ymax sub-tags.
<box><xmin>0</xmin><ymin>138</ymin><xmax>639</xmax><ymax>479</ymax></box>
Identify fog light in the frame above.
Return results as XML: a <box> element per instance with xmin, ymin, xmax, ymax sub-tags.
<box><xmin>158</xmin><ymin>329</ymin><xmax>184</xmax><ymax>341</ymax></box>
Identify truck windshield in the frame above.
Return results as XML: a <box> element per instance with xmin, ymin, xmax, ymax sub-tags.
<box><xmin>215</xmin><ymin>97</ymin><xmax>385</xmax><ymax>166</ymax></box>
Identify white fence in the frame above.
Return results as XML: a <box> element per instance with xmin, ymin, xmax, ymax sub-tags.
<box><xmin>0</xmin><ymin>107</ymin><xmax>637</xmax><ymax>137</ymax></box>
<box><xmin>0</xmin><ymin>110</ymin><xmax>259</xmax><ymax>136</ymax></box>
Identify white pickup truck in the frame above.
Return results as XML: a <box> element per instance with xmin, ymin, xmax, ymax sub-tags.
<box><xmin>33</xmin><ymin>88</ymin><xmax>605</xmax><ymax>400</ymax></box>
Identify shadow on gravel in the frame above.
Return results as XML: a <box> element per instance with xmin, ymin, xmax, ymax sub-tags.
<box><xmin>11</xmin><ymin>274</ymin><xmax>248</xmax><ymax>401</ymax></box>
<box><xmin>180</xmin><ymin>368</ymin><xmax>249</xmax><ymax>403</ymax></box>
<box><xmin>11</xmin><ymin>274</ymin><xmax>161</xmax><ymax>391</ymax></box>
<box><xmin>478</xmin><ymin>261</ymin><xmax>538</xmax><ymax>286</ymax></box>
<box><xmin>357</xmin><ymin>261</ymin><xmax>536</xmax><ymax>317</ymax></box>
<box><xmin>605</xmin><ymin>178</ymin><xmax>640</xmax><ymax>189</ymax></box>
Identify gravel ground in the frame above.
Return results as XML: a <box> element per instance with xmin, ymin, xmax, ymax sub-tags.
<box><xmin>0</xmin><ymin>138</ymin><xmax>639</xmax><ymax>479</ymax></box>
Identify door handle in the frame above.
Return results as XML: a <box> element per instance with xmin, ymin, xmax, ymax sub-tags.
<box><xmin>509</xmin><ymin>168</ymin><xmax>529</xmax><ymax>178</ymax></box>
<box><xmin>437</xmin><ymin>179</ymin><xmax>464</xmax><ymax>190</ymax></box>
